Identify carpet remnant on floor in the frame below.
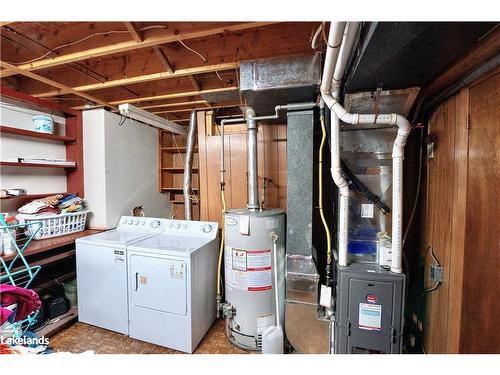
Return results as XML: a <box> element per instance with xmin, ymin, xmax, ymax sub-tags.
<box><xmin>49</xmin><ymin>318</ymin><xmax>249</xmax><ymax>354</ymax></box>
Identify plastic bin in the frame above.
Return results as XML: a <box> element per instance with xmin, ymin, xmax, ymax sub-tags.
<box><xmin>17</xmin><ymin>211</ymin><xmax>89</xmax><ymax>240</ymax></box>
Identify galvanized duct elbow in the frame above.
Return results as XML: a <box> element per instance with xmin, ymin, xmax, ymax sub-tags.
<box><xmin>183</xmin><ymin>110</ymin><xmax>197</xmax><ymax>220</ymax></box>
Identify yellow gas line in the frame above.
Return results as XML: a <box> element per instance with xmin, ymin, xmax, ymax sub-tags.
<box><xmin>319</xmin><ymin>114</ymin><xmax>332</xmax><ymax>265</ymax></box>
<box><xmin>217</xmin><ymin>189</ymin><xmax>227</xmax><ymax>296</ymax></box>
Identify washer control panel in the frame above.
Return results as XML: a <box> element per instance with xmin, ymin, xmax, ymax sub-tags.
<box><xmin>118</xmin><ymin>216</ymin><xmax>165</xmax><ymax>232</ymax></box>
<box><xmin>164</xmin><ymin>219</ymin><xmax>218</xmax><ymax>237</ymax></box>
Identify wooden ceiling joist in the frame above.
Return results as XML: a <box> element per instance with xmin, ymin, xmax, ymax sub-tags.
<box><xmin>140</xmin><ymin>99</ymin><xmax>207</xmax><ymax>110</ymax></box>
<box><xmin>153</xmin><ymin>103</ymin><xmax>240</xmax><ymax>115</ymax></box>
<box><xmin>124</xmin><ymin>22</ymin><xmax>143</xmax><ymax>43</ymax></box>
<box><xmin>152</xmin><ymin>46</ymin><xmax>174</xmax><ymax>73</ymax></box>
<box><xmin>0</xmin><ymin>22</ymin><xmax>275</xmax><ymax>77</ymax></box>
<box><xmin>188</xmin><ymin>75</ymin><xmax>201</xmax><ymax>91</ymax></box>
<box><xmin>110</xmin><ymin>86</ymin><xmax>238</xmax><ymax>105</ymax></box>
<box><xmin>34</xmin><ymin>62</ymin><xmax>238</xmax><ymax>98</ymax></box>
<box><xmin>0</xmin><ymin>60</ymin><xmax>116</xmax><ymax>109</ymax></box>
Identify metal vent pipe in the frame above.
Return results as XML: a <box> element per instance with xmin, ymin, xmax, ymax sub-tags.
<box><xmin>183</xmin><ymin>110</ymin><xmax>197</xmax><ymax>220</ymax></box>
<box><xmin>245</xmin><ymin>107</ymin><xmax>260</xmax><ymax>210</ymax></box>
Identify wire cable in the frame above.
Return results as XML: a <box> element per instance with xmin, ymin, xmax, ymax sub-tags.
<box><xmin>178</xmin><ymin>40</ymin><xmax>207</xmax><ymax>63</ymax></box>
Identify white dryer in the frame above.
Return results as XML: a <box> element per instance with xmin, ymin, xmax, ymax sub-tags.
<box><xmin>126</xmin><ymin>219</ymin><xmax>219</xmax><ymax>353</ymax></box>
<box><xmin>76</xmin><ymin>216</ymin><xmax>166</xmax><ymax>334</ymax></box>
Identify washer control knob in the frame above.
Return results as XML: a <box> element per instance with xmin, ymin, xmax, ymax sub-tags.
<box><xmin>150</xmin><ymin>220</ymin><xmax>161</xmax><ymax>229</ymax></box>
<box><xmin>122</xmin><ymin>218</ymin><xmax>127</xmax><ymax>224</ymax></box>
<box><xmin>128</xmin><ymin>219</ymin><xmax>133</xmax><ymax>225</ymax></box>
<box><xmin>183</xmin><ymin>224</ymin><xmax>188</xmax><ymax>229</ymax></box>
<box><xmin>175</xmin><ymin>223</ymin><xmax>181</xmax><ymax>229</ymax></box>
<box><xmin>134</xmin><ymin>220</ymin><xmax>139</xmax><ymax>225</ymax></box>
<box><xmin>140</xmin><ymin>221</ymin><xmax>145</xmax><ymax>226</ymax></box>
<box><xmin>169</xmin><ymin>223</ymin><xmax>174</xmax><ymax>228</ymax></box>
<box><xmin>202</xmin><ymin>224</ymin><xmax>212</xmax><ymax>233</ymax></box>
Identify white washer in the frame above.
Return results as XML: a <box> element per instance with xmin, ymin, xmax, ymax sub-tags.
<box><xmin>76</xmin><ymin>216</ymin><xmax>166</xmax><ymax>334</ymax></box>
<box><xmin>127</xmin><ymin>219</ymin><xmax>219</xmax><ymax>353</ymax></box>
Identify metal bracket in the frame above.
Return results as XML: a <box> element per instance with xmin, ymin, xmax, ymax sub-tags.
<box><xmin>430</xmin><ymin>263</ymin><xmax>443</xmax><ymax>283</ymax></box>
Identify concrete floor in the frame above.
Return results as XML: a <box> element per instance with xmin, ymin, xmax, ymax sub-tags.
<box><xmin>49</xmin><ymin>318</ymin><xmax>249</xmax><ymax>354</ymax></box>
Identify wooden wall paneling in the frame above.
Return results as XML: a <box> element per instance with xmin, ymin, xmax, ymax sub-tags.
<box><xmin>277</xmin><ymin>125</ymin><xmax>288</xmax><ymax>210</ymax></box>
<box><xmin>445</xmin><ymin>88</ymin><xmax>469</xmax><ymax>353</ymax></box>
<box><xmin>424</xmin><ymin>97</ymin><xmax>455</xmax><ymax>353</ymax></box>
<box><xmin>228</xmin><ymin>133</ymin><xmax>248</xmax><ymax>211</ymax></box>
<box><xmin>460</xmin><ymin>71</ymin><xmax>500</xmax><ymax>353</ymax></box>
<box><xmin>205</xmin><ymin>118</ymin><xmax>224</xmax><ymax>223</ymax></box>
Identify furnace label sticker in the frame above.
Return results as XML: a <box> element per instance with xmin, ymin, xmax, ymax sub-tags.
<box><xmin>358</xmin><ymin>303</ymin><xmax>382</xmax><ymax>331</ymax></box>
<box><xmin>361</xmin><ymin>203</ymin><xmax>375</xmax><ymax>218</ymax></box>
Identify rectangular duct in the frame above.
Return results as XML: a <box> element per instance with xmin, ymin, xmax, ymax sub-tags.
<box><xmin>240</xmin><ymin>54</ymin><xmax>321</xmax><ymax>116</ymax></box>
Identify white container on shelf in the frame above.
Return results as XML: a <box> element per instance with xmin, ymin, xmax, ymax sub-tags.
<box><xmin>33</xmin><ymin>114</ymin><xmax>54</xmax><ymax>134</ymax></box>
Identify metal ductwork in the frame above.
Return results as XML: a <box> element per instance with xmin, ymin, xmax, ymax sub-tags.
<box><xmin>240</xmin><ymin>54</ymin><xmax>321</xmax><ymax>117</ymax></box>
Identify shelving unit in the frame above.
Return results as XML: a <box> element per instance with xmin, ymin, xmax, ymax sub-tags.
<box><xmin>0</xmin><ymin>86</ymin><xmax>84</xmax><ymax>197</ymax></box>
<box><xmin>0</xmin><ymin>193</ymin><xmax>67</xmax><ymax>201</ymax></box>
<box><xmin>0</xmin><ymin>229</ymin><xmax>101</xmax><ymax>262</ymax></box>
<box><xmin>159</xmin><ymin>129</ymin><xmax>200</xmax><ymax>220</ymax></box>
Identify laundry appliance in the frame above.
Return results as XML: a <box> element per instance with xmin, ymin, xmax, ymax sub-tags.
<box><xmin>126</xmin><ymin>219</ymin><xmax>219</xmax><ymax>353</ymax></box>
<box><xmin>75</xmin><ymin>216</ymin><xmax>166</xmax><ymax>334</ymax></box>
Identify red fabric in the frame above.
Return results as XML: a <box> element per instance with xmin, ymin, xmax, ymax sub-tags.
<box><xmin>0</xmin><ymin>284</ymin><xmax>41</xmax><ymax>324</ymax></box>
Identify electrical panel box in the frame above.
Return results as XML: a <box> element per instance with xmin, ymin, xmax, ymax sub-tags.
<box><xmin>335</xmin><ymin>263</ymin><xmax>406</xmax><ymax>354</ymax></box>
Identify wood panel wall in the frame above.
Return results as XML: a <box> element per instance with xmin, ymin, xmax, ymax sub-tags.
<box><xmin>422</xmin><ymin>68</ymin><xmax>499</xmax><ymax>353</ymax></box>
<box><xmin>197</xmin><ymin>112</ymin><xmax>287</xmax><ymax>224</ymax></box>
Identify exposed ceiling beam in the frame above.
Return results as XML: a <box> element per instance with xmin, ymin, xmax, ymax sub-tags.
<box><xmin>110</xmin><ymin>86</ymin><xmax>238</xmax><ymax>105</ymax></box>
<box><xmin>417</xmin><ymin>25</ymin><xmax>500</xmax><ymax>103</ymax></box>
<box><xmin>0</xmin><ymin>22</ymin><xmax>276</xmax><ymax>77</ymax></box>
<box><xmin>124</xmin><ymin>22</ymin><xmax>143</xmax><ymax>43</ymax></box>
<box><xmin>140</xmin><ymin>99</ymin><xmax>207</xmax><ymax>110</ymax></box>
<box><xmin>34</xmin><ymin>62</ymin><xmax>239</xmax><ymax>97</ymax></box>
<box><xmin>153</xmin><ymin>103</ymin><xmax>240</xmax><ymax>114</ymax></box>
<box><xmin>152</xmin><ymin>46</ymin><xmax>174</xmax><ymax>73</ymax></box>
<box><xmin>188</xmin><ymin>75</ymin><xmax>201</xmax><ymax>91</ymax></box>
<box><xmin>71</xmin><ymin>86</ymin><xmax>237</xmax><ymax>110</ymax></box>
<box><xmin>0</xmin><ymin>60</ymin><xmax>116</xmax><ymax>109</ymax></box>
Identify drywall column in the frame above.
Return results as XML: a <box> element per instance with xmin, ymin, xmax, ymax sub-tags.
<box><xmin>183</xmin><ymin>110</ymin><xmax>197</xmax><ymax>220</ymax></box>
<box><xmin>286</xmin><ymin>109</ymin><xmax>315</xmax><ymax>255</ymax></box>
<box><xmin>246</xmin><ymin>107</ymin><xmax>259</xmax><ymax>210</ymax></box>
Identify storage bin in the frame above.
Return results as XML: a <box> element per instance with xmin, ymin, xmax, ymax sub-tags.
<box><xmin>17</xmin><ymin>211</ymin><xmax>89</xmax><ymax>240</ymax></box>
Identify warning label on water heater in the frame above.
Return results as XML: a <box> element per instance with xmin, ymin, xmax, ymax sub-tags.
<box><xmin>225</xmin><ymin>246</ymin><xmax>272</xmax><ymax>292</ymax></box>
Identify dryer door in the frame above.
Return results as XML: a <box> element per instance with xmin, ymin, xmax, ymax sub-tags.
<box><xmin>129</xmin><ymin>253</ymin><xmax>187</xmax><ymax>316</ymax></box>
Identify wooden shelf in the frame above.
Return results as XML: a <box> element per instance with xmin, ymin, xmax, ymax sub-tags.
<box><xmin>1</xmin><ymin>229</ymin><xmax>102</xmax><ymax>262</ymax></box>
<box><xmin>161</xmin><ymin>167</ymin><xmax>199</xmax><ymax>172</ymax></box>
<box><xmin>35</xmin><ymin>306</ymin><xmax>78</xmax><ymax>338</ymax></box>
<box><xmin>161</xmin><ymin>146</ymin><xmax>198</xmax><ymax>153</ymax></box>
<box><xmin>0</xmin><ymin>161</ymin><xmax>76</xmax><ymax>169</ymax></box>
<box><xmin>0</xmin><ymin>192</ymin><xmax>67</xmax><ymax>200</ymax></box>
<box><xmin>162</xmin><ymin>187</ymin><xmax>198</xmax><ymax>192</ymax></box>
<box><xmin>0</xmin><ymin>125</ymin><xmax>77</xmax><ymax>143</ymax></box>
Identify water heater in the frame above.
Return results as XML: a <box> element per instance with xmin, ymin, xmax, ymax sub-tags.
<box><xmin>223</xmin><ymin>208</ymin><xmax>285</xmax><ymax>350</ymax></box>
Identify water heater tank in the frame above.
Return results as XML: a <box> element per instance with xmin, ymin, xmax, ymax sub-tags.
<box><xmin>223</xmin><ymin>208</ymin><xmax>285</xmax><ymax>351</ymax></box>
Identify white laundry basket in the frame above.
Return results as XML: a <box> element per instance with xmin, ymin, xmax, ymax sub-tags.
<box><xmin>18</xmin><ymin>211</ymin><xmax>89</xmax><ymax>240</ymax></box>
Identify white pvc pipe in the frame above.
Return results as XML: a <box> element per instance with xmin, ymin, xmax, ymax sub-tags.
<box><xmin>321</xmin><ymin>22</ymin><xmax>410</xmax><ymax>273</ymax></box>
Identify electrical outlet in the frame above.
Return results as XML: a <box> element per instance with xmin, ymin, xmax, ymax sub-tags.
<box><xmin>431</xmin><ymin>264</ymin><xmax>443</xmax><ymax>283</ymax></box>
